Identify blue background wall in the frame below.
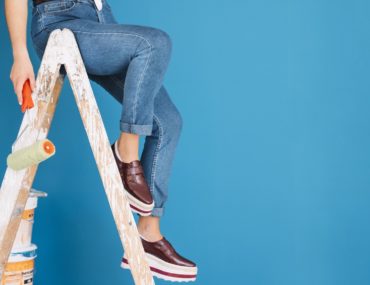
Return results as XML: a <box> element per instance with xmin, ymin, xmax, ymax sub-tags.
<box><xmin>1</xmin><ymin>0</ymin><xmax>370</xmax><ymax>284</ymax></box>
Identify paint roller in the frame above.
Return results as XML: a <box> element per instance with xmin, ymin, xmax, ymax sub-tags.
<box><xmin>7</xmin><ymin>79</ymin><xmax>56</xmax><ymax>171</ymax></box>
<box><xmin>7</xmin><ymin>139</ymin><xmax>55</xmax><ymax>171</ymax></box>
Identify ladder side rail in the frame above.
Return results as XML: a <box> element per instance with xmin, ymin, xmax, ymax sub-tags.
<box><xmin>62</xmin><ymin>29</ymin><xmax>154</xmax><ymax>285</ymax></box>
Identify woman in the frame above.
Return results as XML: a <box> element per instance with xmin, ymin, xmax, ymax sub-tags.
<box><xmin>5</xmin><ymin>0</ymin><xmax>197</xmax><ymax>281</ymax></box>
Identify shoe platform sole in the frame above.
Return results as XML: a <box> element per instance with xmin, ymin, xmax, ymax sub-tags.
<box><xmin>121</xmin><ymin>253</ymin><xmax>197</xmax><ymax>282</ymax></box>
<box><xmin>124</xmin><ymin>187</ymin><xmax>154</xmax><ymax>216</ymax></box>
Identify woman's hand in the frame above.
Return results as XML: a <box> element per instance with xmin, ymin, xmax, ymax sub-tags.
<box><xmin>5</xmin><ymin>0</ymin><xmax>35</xmax><ymax>107</ymax></box>
<box><xmin>10</xmin><ymin>53</ymin><xmax>36</xmax><ymax>106</ymax></box>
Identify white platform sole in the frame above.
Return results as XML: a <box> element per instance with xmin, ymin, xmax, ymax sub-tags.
<box><xmin>121</xmin><ymin>253</ymin><xmax>197</xmax><ymax>282</ymax></box>
<box><xmin>124</xmin><ymin>188</ymin><xmax>154</xmax><ymax>216</ymax></box>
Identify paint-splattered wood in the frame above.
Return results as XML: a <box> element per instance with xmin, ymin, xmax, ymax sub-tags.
<box><xmin>61</xmin><ymin>28</ymin><xmax>154</xmax><ymax>285</ymax></box>
<box><xmin>0</xmin><ymin>30</ymin><xmax>65</xmax><ymax>279</ymax></box>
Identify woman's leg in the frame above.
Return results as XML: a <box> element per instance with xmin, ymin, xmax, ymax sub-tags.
<box><xmin>32</xmin><ymin>0</ymin><xmax>172</xmax><ymax>136</ymax></box>
<box><xmin>90</xmin><ymin>73</ymin><xmax>182</xmax><ymax>222</ymax></box>
<box><xmin>60</xmin><ymin>21</ymin><xmax>172</xmax><ymax>136</ymax></box>
<box><xmin>88</xmin><ymin>73</ymin><xmax>141</xmax><ymax>162</ymax></box>
<box><xmin>92</xmin><ymin>75</ymin><xmax>196</xmax><ymax>280</ymax></box>
<box><xmin>32</xmin><ymin>0</ymin><xmax>172</xmax><ymax>197</ymax></box>
<box><xmin>42</xmin><ymin>19</ymin><xmax>173</xmax><ymax>214</ymax></box>
<box><xmin>139</xmin><ymin>86</ymin><xmax>183</xmax><ymax>220</ymax></box>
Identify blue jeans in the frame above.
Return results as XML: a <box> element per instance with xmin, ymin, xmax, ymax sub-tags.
<box><xmin>30</xmin><ymin>0</ymin><xmax>183</xmax><ymax>216</ymax></box>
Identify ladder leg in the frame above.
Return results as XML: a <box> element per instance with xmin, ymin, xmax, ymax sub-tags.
<box><xmin>62</xmin><ymin>29</ymin><xmax>154</xmax><ymax>285</ymax></box>
<box><xmin>0</xmin><ymin>30</ymin><xmax>66</xmax><ymax>280</ymax></box>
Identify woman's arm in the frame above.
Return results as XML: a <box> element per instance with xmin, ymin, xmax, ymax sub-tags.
<box><xmin>5</xmin><ymin>0</ymin><xmax>36</xmax><ymax>105</ymax></box>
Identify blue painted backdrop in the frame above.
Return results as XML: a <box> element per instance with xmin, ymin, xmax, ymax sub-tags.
<box><xmin>1</xmin><ymin>0</ymin><xmax>370</xmax><ymax>284</ymax></box>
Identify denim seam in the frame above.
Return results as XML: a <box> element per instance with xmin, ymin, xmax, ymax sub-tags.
<box><xmin>40</xmin><ymin>29</ymin><xmax>155</xmax><ymax>75</ymax></box>
<box><xmin>31</xmin><ymin>6</ymin><xmax>44</xmax><ymax>39</ymax></box>
<box><xmin>132</xmin><ymin>39</ymin><xmax>152</xmax><ymax>125</ymax></box>
<box><xmin>40</xmin><ymin>11</ymin><xmax>45</xmax><ymax>31</ymax></box>
<box><xmin>77</xmin><ymin>0</ymin><xmax>95</xmax><ymax>4</ymax></box>
<box><xmin>32</xmin><ymin>4</ymin><xmax>40</xmax><ymax>16</ymax></box>
<box><xmin>150</xmin><ymin>114</ymin><xmax>163</xmax><ymax>197</ymax></box>
<box><xmin>43</xmin><ymin>1</ymin><xmax>77</xmax><ymax>14</ymax></box>
<box><xmin>64</xmin><ymin>30</ymin><xmax>153</xmax><ymax>44</ymax></box>
<box><xmin>132</xmin><ymin>39</ymin><xmax>143</xmax><ymax>59</ymax></box>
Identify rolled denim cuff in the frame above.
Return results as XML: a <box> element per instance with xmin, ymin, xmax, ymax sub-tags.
<box><xmin>151</xmin><ymin>207</ymin><xmax>164</xmax><ymax>217</ymax></box>
<box><xmin>120</xmin><ymin>121</ymin><xmax>153</xmax><ymax>136</ymax></box>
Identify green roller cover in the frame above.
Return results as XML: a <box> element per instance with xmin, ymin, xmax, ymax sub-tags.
<box><xmin>7</xmin><ymin>139</ymin><xmax>56</xmax><ymax>171</ymax></box>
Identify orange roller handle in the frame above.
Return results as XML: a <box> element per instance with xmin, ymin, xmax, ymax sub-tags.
<box><xmin>21</xmin><ymin>79</ymin><xmax>34</xmax><ymax>113</ymax></box>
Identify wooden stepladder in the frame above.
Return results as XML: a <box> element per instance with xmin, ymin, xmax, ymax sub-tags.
<box><xmin>0</xmin><ymin>29</ymin><xmax>154</xmax><ymax>285</ymax></box>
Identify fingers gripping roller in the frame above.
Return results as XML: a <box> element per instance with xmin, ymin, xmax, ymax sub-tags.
<box><xmin>7</xmin><ymin>80</ymin><xmax>56</xmax><ymax>171</ymax></box>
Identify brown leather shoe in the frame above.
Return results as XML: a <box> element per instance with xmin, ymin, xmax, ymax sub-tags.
<box><xmin>121</xmin><ymin>236</ymin><xmax>198</xmax><ymax>282</ymax></box>
<box><xmin>111</xmin><ymin>140</ymin><xmax>154</xmax><ymax>216</ymax></box>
